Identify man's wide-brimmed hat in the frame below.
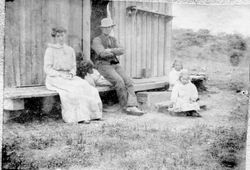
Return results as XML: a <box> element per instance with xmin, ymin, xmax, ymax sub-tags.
<box><xmin>100</xmin><ymin>18</ymin><xmax>116</xmax><ymax>28</ymax></box>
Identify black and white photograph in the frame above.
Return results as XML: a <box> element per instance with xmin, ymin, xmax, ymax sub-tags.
<box><xmin>1</xmin><ymin>0</ymin><xmax>249</xmax><ymax>169</ymax></box>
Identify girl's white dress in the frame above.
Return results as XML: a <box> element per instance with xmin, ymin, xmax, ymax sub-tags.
<box><xmin>170</xmin><ymin>81</ymin><xmax>200</xmax><ymax>112</ymax></box>
<box><xmin>44</xmin><ymin>44</ymin><xmax>102</xmax><ymax>123</ymax></box>
<box><xmin>84</xmin><ymin>69</ymin><xmax>112</xmax><ymax>87</ymax></box>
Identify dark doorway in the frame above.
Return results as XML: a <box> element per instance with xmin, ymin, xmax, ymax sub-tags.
<box><xmin>91</xmin><ymin>0</ymin><xmax>109</xmax><ymax>40</ymax></box>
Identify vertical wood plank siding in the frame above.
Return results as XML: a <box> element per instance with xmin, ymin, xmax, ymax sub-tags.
<box><xmin>164</xmin><ymin>3</ymin><xmax>172</xmax><ymax>75</ymax></box>
<box><xmin>4</xmin><ymin>0</ymin><xmax>90</xmax><ymax>88</ymax></box>
<box><xmin>110</xmin><ymin>1</ymin><xmax>172</xmax><ymax>78</ymax></box>
<box><xmin>82</xmin><ymin>0</ymin><xmax>91</xmax><ymax>60</ymax></box>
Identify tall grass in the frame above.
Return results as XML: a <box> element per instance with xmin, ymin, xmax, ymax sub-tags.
<box><xmin>2</xmin><ymin>114</ymin><xmax>247</xmax><ymax>170</ymax></box>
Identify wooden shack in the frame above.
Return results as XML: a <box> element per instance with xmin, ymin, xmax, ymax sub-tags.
<box><xmin>4</xmin><ymin>0</ymin><xmax>172</xmax><ymax>112</ymax></box>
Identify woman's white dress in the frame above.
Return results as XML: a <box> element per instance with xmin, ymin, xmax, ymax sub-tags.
<box><xmin>170</xmin><ymin>81</ymin><xmax>200</xmax><ymax>112</ymax></box>
<box><xmin>44</xmin><ymin>44</ymin><xmax>102</xmax><ymax>123</ymax></box>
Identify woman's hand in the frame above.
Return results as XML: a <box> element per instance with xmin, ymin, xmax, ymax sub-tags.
<box><xmin>60</xmin><ymin>72</ymin><xmax>73</xmax><ymax>80</ymax></box>
<box><xmin>168</xmin><ymin>101</ymin><xmax>174</xmax><ymax>108</ymax></box>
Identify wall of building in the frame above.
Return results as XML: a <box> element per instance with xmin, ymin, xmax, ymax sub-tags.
<box><xmin>110</xmin><ymin>0</ymin><xmax>172</xmax><ymax>78</ymax></box>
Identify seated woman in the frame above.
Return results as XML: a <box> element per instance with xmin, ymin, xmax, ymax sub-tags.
<box><xmin>77</xmin><ymin>60</ymin><xmax>112</xmax><ymax>87</ymax></box>
<box><xmin>169</xmin><ymin>59</ymin><xmax>187</xmax><ymax>90</ymax></box>
<box><xmin>169</xmin><ymin>70</ymin><xmax>201</xmax><ymax>117</ymax></box>
<box><xmin>44</xmin><ymin>27</ymin><xmax>102</xmax><ymax>124</ymax></box>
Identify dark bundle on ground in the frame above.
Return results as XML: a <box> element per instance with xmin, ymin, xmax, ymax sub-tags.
<box><xmin>191</xmin><ymin>79</ymin><xmax>207</xmax><ymax>92</ymax></box>
<box><xmin>229</xmin><ymin>51</ymin><xmax>243</xmax><ymax>67</ymax></box>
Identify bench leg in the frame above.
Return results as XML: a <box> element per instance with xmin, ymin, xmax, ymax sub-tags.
<box><xmin>42</xmin><ymin>96</ymin><xmax>56</xmax><ymax>114</ymax></box>
<box><xmin>4</xmin><ymin>99</ymin><xmax>24</xmax><ymax>110</ymax></box>
<box><xmin>3</xmin><ymin>110</ymin><xmax>10</xmax><ymax>123</ymax></box>
<box><xmin>3</xmin><ymin>99</ymin><xmax>24</xmax><ymax>123</ymax></box>
<box><xmin>3</xmin><ymin>110</ymin><xmax>22</xmax><ymax>123</ymax></box>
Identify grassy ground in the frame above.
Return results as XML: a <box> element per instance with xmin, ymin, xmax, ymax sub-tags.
<box><xmin>2</xmin><ymin>62</ymin><xmax>248</xmax><ymax>170</ymax></box>
<box><xmin>2</xmin><ymin>30</ymin><xmax>249</xmax><ymax>170</ymax></box>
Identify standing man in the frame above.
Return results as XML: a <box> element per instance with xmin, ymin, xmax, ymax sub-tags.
<box><xmin>92</xmin><ymin>18</ymin><xmax>144</xmax><ymax>115</ymax></box>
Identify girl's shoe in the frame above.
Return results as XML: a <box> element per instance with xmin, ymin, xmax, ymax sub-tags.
<box><xmin>186</xmin><ymin>111</ymin><xmax>193</xmax><ymax>116</ymax></box>
<box><xmin>91</xmin><ymin>118</ymin><xmax>104</xmax><ymax>121</ymax></box>
<box><xmin>191</xmin><ymin>111</ymin><xmax>202</xmax><ymax>117</ymax></box>
<box><xmin>78</xmin><ymin>120</ymin><xmax>91</xmax><ymax>124</ymax></box>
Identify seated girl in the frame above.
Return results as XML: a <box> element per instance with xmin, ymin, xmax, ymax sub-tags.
<box><xmin>169</xmin><ymin>59</ymin><xmax>187</xmax><ymax>90</ymax></box>
<box><xmin>168</xmin><ymin>70</ymin><xmax>201</xmax><ymax>117</ymax></box>
<box><xmin>77</xmin><ymin>60</ymin><xmax>112</xmax><ymax>87</ymax></box>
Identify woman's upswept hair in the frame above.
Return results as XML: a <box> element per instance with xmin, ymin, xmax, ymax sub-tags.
<box><xmin>51</xmin><ymin>26</ymin><xmax>67</xmax><ymax>37</ymax></box>
<box><xmin>172</xmin><ymin>59</ymin><xmax>183</xmax><ymax>69</ymax></box>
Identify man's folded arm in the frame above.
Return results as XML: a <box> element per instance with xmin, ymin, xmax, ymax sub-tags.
<box><xmin>92</xmin><ymin>37</ymin><xmax>114</xmax><ymax>58</ymax></box>
<box><xmin>110</xmin><ymin>38</ymin><xmax>124</xmax><ymax>56</ymax></box>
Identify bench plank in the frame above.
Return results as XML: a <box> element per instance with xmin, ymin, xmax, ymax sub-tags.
<box><xmin>4</xmin><ymin>86</ymin><xmax>113</xmax><ymax>99</ymax></box>
<box><xmin>134</xmin><ymin>82</ymin><xmax>167</xmax><ymax>92</ymax></box>
<box><xmin>4</xmin><ymin>86</ymin><xmax>58</xmax><ymax>99</ymax></box>
<box><xmin>4</xmin><ymin>77</ymin><xmax>169</xmax><ymax>99</ymax></box>
<box><xmin>3</xmin><ymin>75</ymin><xmax>206</xmax><ymax>100</ymax></box>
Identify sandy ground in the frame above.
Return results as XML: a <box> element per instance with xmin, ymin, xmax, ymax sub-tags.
<box><xmin>100</xmin><ymin>87</ymin><xmax>246</xmax><ymax>131</ymax></box>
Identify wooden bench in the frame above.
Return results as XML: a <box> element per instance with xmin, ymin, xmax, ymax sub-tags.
<box><xmin>3</xmin><ymin>74</ymin><xmax>207</xmax><ymax>111</ymax></box>
<box><xmin>4</xmin><ymin>77</ymin><xmax>169</xmax><ymax>111</ymax></box>
<box><xmin>3</xmin><ymin>86</ymin><xmax>112</xmax><ymax>110</ymax></box>
<box><xmin>3</xmin><ymin>75</ymin><xmax>207</xmax><ymax>122</ymax></box>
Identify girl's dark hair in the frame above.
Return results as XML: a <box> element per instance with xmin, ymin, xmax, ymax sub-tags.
<box><xmin>51</xmin><ymin>26</ymin><xmax>67</xmax><ymax>37</ymax></box>
<box><xmin>77</xmin><ymin>59</ymin><xmax>94</xmax><ymax>78</ymax></box>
